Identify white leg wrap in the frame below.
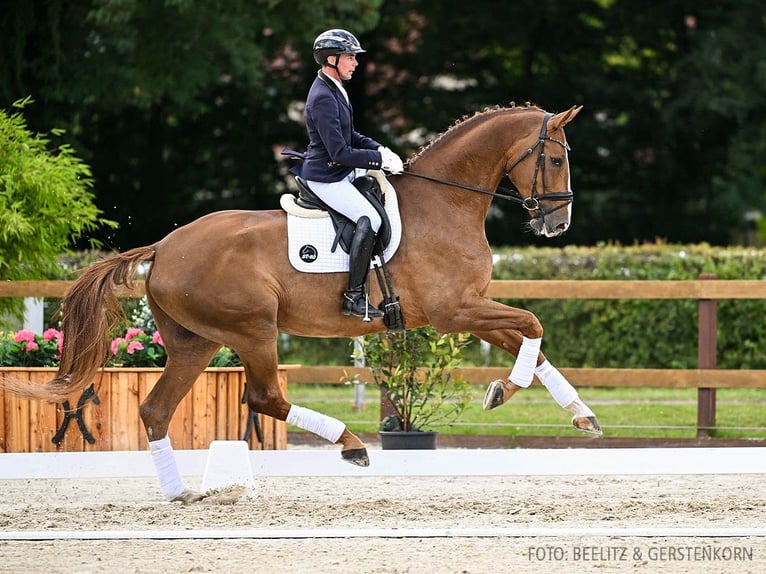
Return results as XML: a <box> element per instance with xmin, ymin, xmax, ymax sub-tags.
<box><xmin>287</xmin><ymin>404</ymin><xmax>346</xmax><ymax>443</ymax></box>
<box><xmin>535</xmin><ymin>360</ymin><xmax>595</xmax><ymax>416</ymax></box>
<box><xmin>149</xmin><ymin>435</ymin><xmax>186</xmax><ymax>501</ymax></box>
<box><xmin>535</xmin><ymin>360</ymin><xmax>578</xmax><ymax>407</ymax></box>
<box><xmin>508</xmin><ymin>336</ymin><xmax>541</xmax><ymax>388</ymax></box>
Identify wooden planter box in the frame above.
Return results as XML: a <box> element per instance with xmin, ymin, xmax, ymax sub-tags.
<box><xmin>0</xmin><ymin>367</ymin><xmax>290</xmax><ymax>452</ymax></box>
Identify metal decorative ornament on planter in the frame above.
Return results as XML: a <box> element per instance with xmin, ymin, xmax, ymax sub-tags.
<box><xmin>360</xmin><ymin>326</ymin><xmax>473</xmax><ymax>450</ymax></box>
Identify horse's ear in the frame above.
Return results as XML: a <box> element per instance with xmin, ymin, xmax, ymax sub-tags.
<box><xmin>549</xmin><ymin>105</ymin><xmax>583</xmax><ymax>131</ymax></box>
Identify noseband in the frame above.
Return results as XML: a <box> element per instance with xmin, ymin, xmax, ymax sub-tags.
<box><xmin>401</xmin><ymin>112</ymin><xmax>573</xmax><ymax>218</ymax></box>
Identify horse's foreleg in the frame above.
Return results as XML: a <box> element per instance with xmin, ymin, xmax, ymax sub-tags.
<box><xmin>484</xmin><ymin>337</ymin><xmax>542</xmax><ymax>411</ymax></box>
<box><xmin>534</xmin><ymin>359</ymin><xmax>602</xmax><ymax>435</ymax></box>
<box><xmin>431</xmin><ymin>300</ymin><xmax>538</xmax><ymax>410</ymax></box>
<box><xmin>469</xmin><ymin>324</ymin><xmax>602</xmax><ymax>436</ymax></box>
<box><xmin>432</xmin><ymin>298</ymin><xmax>601</xmax><ymax>434</ymax></box>
<box><xmin>473</xmin><ymin>329</ymin><xmax>539</xmax><ymax>409</ymax></box>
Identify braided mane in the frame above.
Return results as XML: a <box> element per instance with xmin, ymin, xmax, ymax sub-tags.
<box><xmin>408</xmin><ymin>102</ymin><xmax>542</xmax><ymax>164</ymax></box>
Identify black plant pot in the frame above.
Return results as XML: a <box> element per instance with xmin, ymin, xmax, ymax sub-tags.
<box><xmin>379</xmin><ymin>430</ymin><xmax>438</xmax><ymax>450</ymax></box>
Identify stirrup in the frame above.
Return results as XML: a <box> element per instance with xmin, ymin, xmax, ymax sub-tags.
<box><xmin>342</xmin><ymin>292</ymin><xmax>383</xmax><ymax>320</ymax></box>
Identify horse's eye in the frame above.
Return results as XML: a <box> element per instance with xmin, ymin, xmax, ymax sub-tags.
<box><xmin>551</xmin><ymin>157</ymin><xmax>563</xmax><ymax>167</ymax></box>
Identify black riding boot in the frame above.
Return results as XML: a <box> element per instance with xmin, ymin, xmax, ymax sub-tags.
<box><xmin>342</xmin><ymin>216</ymin><xmax>384</xmax><ymax>319</ymax></box>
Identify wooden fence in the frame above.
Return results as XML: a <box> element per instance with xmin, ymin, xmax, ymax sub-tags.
<box><xmin>3</xmin><ymin>278</ymin><xmax>766</xmax><ymax>438</ymax></box>
<box><xmin>0</xmin><ymin>367</ymin><xmax>289</xmax><ymax>453</ymax></box>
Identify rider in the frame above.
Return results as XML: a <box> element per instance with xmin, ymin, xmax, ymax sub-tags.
<box><xmin>302</xmin><ymin>29</ymin><xmax>404</xmax><ymax>319</ymax></box>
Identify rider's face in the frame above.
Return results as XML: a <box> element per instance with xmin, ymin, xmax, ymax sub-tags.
<box><xmin>331</xmin><ymin>53</ymin><xmax>358</xmax><ymax>81</ymax></box>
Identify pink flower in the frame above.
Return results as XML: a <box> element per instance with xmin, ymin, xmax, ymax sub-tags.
<box><xmin>42</xmin><ymin>328</ymin><xmax>61</xmax><ymax>342</ymax></box>
<box><xmin>24</xmin><ymin>341</ymin><xmax>39</xmax><ymax>351</ymax></box>
<box><xmin>110</xmin><ymin>337</ymin><xmax>126</xmax><ymax>356</ymax></box>
<box><xmin>125</xmin><ymin>328</ymin><xmax>144</xmax><ymax>340</ymax></box>
<box><xmin>126</xmin><ymin>341</ymin><xmax>144</xmax><ymax>355</ymax></box>
<box><xmin>57</xmin><ymin>333</ymin><xmax>64</xmax><ymax>353</ymax></box>
<box><xmin>152</xmin><ymin>331</ymin><xmax>164</xmax><ymax>346</ymax></box>
<box><xmin>14</xmin><ymin>330</ymin><xmax>36</xmax><ymax>344</ymax></box>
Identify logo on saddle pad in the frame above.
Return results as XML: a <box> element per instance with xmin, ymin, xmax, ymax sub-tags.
<box><xmin>299</xmin><ymin>245</ymin><xmax>318</xmax><ymax>263</ymax></box>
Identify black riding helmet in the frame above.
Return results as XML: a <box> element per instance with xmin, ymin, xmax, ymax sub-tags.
<box><xmin>313</xmin><ymin>29</ymin><xmax>366</xmax><ymax>68</ymax></box>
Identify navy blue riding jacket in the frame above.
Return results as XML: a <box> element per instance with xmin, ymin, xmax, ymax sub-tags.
<box><xmin>301</xmin><ymin>71</ymin><xmax>383</xmax><ymax>182</ymax></box>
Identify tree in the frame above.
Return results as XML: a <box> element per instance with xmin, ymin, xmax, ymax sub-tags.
<box><xmin>2</xmin><ymin>0</ymin><xmax>764</xmax><ymax>249</ymax></box>
<box><xmin>0</xmin><ymin>98</ymin><xmax>115</xmax><ymax>325</ymax></box>
<box><xmin>1</xmin><ymin>0</ymin><xmax>383</xmax><ymax>248</ymax></box>
<box><xmin>364</xmin><ymin>0</ymin><xmax>766</xmax><ymax>246</ymax></box>
<box><xmin>668</xmin><ymin>2</ymin><xmax>766</xmax><ymax>243</ymax></box>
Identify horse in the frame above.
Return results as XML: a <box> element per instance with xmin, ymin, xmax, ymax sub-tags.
<box><xmin>1</xmin><ymin>103</ymin><xmax>601</xmax><ymax>502</ymax></box>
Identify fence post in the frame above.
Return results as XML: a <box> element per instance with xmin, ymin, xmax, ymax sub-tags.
<box><xmin>697</xmin><ymin>273</ymin><xmax>717</xmax><ymax>437</ymax></box>
<box><xmin>352</xmin><ymin>337</ymin><xmax>366</xmax><ymax>412</ymax></box>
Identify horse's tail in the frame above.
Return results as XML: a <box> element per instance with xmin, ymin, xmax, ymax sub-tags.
<box><xmin>0</xmin><ymin>246</ymin><xmax>157</xmax><ymax>402</ymax></box>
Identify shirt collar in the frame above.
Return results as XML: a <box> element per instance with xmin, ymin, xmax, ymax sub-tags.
<box><xmin>319</xmin><ymin>70</ymin><xmax>349</xmax><ymax>105</ymax></box>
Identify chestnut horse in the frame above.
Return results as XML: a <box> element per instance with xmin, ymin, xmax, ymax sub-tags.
<box><xmin>2</xmin><ymin>104</ymin><xmax>600</xmax><ymax>502</ymax></box>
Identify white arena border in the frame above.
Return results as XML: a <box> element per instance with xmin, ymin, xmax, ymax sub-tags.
<box><xmin>1</xmin><ymin>526</ymin><xmax>765</xmax><ymax>542</ymax></box>
<box><xmin>2</xmin><ymin>447</ymin><xmax>765</xmax><ymax>542</ymax></box>
<box><xmin>0</xmin><ymin>447</ymin><xmax>765</xmax><ymax>480</ymax></box>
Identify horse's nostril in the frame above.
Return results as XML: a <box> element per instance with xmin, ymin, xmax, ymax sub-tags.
<box><xmin>556</xmin><ymin>222</ymin><xmax>568</xmax><ymax>231</ymax></box>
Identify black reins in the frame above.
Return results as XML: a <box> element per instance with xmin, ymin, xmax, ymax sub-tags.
<box><xmin>400</xmin><ymin>112</ymin><xmax>573</xmax><ymax>216</ymax></box>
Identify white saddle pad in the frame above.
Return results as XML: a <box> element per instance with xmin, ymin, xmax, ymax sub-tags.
<box><xmin>281</xmin><ymin>181</ymin><xmax>402</xmax><ymax>273</ymax></box>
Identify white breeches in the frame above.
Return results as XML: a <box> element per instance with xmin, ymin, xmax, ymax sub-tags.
<box><xmin>307</xmin><ymin>172</ymin><xmax>382</xmax><ymax>232</ymax></box>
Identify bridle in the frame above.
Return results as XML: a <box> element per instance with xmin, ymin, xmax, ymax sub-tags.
<box><xmin>400</xmin><ymin>112</ymin><xmax>574</xmax><ymax>217</ymax></box>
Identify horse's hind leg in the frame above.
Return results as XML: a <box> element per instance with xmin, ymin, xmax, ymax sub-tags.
<box><xmin>472</xmin><ymin>329</ymin><xmax>602</xmax><ymax>435</ymax></box>
<box><xmin>238</xmin><ymin>342</ymin><xmax>370</xmax><ymax>467</ymax></box>
<box><xmin>140</xmin><ymin>303</ymin><xmax>221</xmax><ymax>502</ymax></box>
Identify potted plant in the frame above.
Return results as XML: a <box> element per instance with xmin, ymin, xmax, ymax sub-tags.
<box><xmin>361</xmin><ymin>326</ymin><xmax>473</xmax><ymax>449</ymax></box>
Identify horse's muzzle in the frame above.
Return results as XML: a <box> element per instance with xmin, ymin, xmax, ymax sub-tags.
<box><xmin>530</xmin><ymin>216</ymin><xmax>569</xmax><ymax>238</ymax></box>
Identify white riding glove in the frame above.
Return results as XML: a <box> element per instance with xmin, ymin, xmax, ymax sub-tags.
<box><xmin>378</xmin><ymin>146</ymin><xmax>404</xmax><ymax>174</ymax></box>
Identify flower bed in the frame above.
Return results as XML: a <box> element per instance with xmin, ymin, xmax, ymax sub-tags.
<box><xmin>0</xmin><ymin>327</ymin><xmax>242</xmax><ymax>368</ymax></box>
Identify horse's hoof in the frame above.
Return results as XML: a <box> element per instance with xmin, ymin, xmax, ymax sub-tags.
<box><xmin>572</xmin><ymin>415</ymin><xmax>603</xmax><ymax>436</ymax></box>
<box><xmin>341</xmin><ymin>447</ymin><xmax>370</xmax><ymax>467</ymax></box>
<box><xmin>172</xmin><ymin>489</ymin><xmax>207</xmax><ymax>504</ymax></box>
<box><xmin>483</xmin><ymin>379</ymin><xmax>507</xmax><ymax>411</ymax></box>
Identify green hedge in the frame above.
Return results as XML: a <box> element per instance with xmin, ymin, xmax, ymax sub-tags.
<box><xmin>277</xmin><ymin>243</ymin><xmax>766</xmax><ymax>370</ymax></box>
<box><xmin>488</xmin><ymin>243</ymin><xmax>766</xmax><ymax>369</ymax></box>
